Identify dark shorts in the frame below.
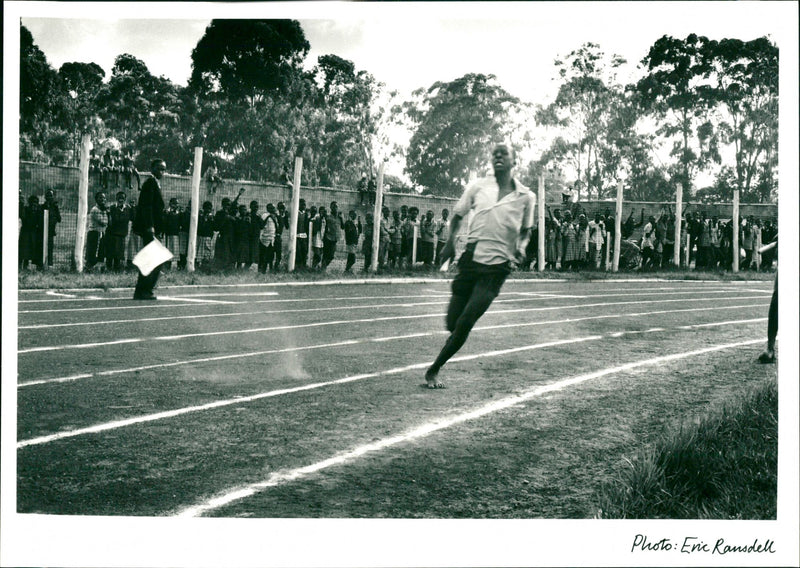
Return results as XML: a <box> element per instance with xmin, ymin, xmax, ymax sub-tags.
<box><xmin>452</xmin><ymin>243</ymin><xmax>511</xmax><ymax>298</ymax></box>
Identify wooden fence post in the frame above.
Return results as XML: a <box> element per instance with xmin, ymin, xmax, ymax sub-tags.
<box><xmin>537</xmin><ymin>173</ymin><xmax>545</xmax><ymax>272</ymax></box>
<box><xmin>74</xmin><ymin>134</ymin><xmax>91</xmax><ymax>272</ymax></box>
<box><xmin>42</xmin><ymin>209</ymin><xmax>49</xmax><ymax>270</ymax></box>
<box><xmin>674</xmin><ymin>182</ymin><xmax>682</xmax><ymax>267</ymax></box>
<box><xmin>732</xmin><ymin>188</ymin><xmax>740</xmax><ymax>272</ymax></box>
<box><xmin>287</xmin><ymin>156</ymin><xmax>303</xmax><ymax>272</ymax></box>
<box><xmin>370</xmin><ymin>162</ymin><xmax>385</xmax><ymax>272</ymax></box>
<box><xmin>612</xmin><ymin>180</ymin><xmax>623</xmax><ymax>272</ymax></box>
<box><xmin>186</xmin><ymin>147</ymin><xmax>203</xmax><ymax>272</ymax></box>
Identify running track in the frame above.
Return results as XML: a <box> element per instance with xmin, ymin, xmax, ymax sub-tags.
<box><xmin>14</xmin><ymin>278</ymin><xmax>775</xmax><ymax>519</ymax></box>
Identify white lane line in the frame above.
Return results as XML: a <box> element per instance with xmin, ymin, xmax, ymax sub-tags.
<box><xmin>19</xmin><ymin>292</ymin><xmax>281</xmax><ymax>303</ymax></box>
<box><xmin>677</xmin><ymin>318</ymin><xmax>768</xmax><ymax>329</ymax></box>
<box><xmin>16</xmin><ymin>277</ymin><xmax>775</xmax><ymax>294</ymax></box>
<box><xmin>157</xmin><ymin>296</ymin><xmax>237</xmax><ymax>305</ymax></box>
<box><xmin>45</xmin><ymin>291</ymin><xmax>76</xmax><ymax>298</ymax></box>
<box><xmin>174</xmin><ymin>337</ymin><xmax>765</xmax><ymax>517</ymax></box>
<box><xmin>17</xmin><ymin>311</ymin><xmax>767</xmax><ymax>389</ymax></box>
<box><xmin>18</xmin><ymin>294</ymin><xmax>453</xmax><ymax>326</ymax></box>
<box><xmin>16</xmin><ymin>286</ymin><xmax>755</xmax><ymax>310</ymax></box>
<box><xmin>16</xmin><ymin>335</ymin><xmax>602</xmax><ymax>449</ymax></box>
<box><xmin>17</xmin><ymin>296</ymin><xmax>769</xmax><ymax>354</ymax></box>
<box><xmin>17</xmin><ymin>289</ymin><xmax>760</xmax><ymax>328</ymax></box>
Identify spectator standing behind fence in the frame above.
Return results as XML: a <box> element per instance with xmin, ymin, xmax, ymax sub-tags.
<box><xmin>388</xmin><ymin>210</ymin><xmax>403</xmax><ymax>269</ymax></box>
<box><xmin>401</xmin><ymin>207</ymin><xmax>419</xmax><ymax>269</ymax></box>
<box><xmin>275</xmin><ymin>202</ymin><xmax>289</xmax><ymax>271</ymax></box>
<box><xmin>622</xmin><ymin>208</ymin><xmax>644</xmax><ymax>240</ymax></box>
<box><xmin>205</xmin><ymin>160</ymin><xmax>222</xmax><ymax>193</ymax></box>
<box><xmin>89</xmin><ymin>150</ymin><xmax>102</xmax><ymax>185</ymax></box>
<box><xmin>247</xmin><ymin>200</ymin><xmax>264</xmax><ymax>271</ymax></box>
<box><xmin>560</xmin><ymin>210</ymin><xmax>578</xmax><ymax>271</ymax></box>
<box><xmin>19</xmin><ymin>194</ymin><xmax>44</xmax><ymax>270</ymax></box>
<box><xmin>177</xmin><ymin>201</ymin><xmax>191</xmax><ymax>270</ymax></box>
<box><xmin>122</xmin><ymin>150</ymin><xmax>139</xmax><ymax>190</ymax></box>
<box><xmin>361</xmin><ymin>213</ymin><xmax>374</xmax><ymax>271</ymax></box>
<box><xmin>740</xmin><ymin>217</ymin><xmax>754</xmax><ymax>270</ymax></box>
<box><xmin>213</xmin><ymin>189</ymin><xmax>245</xmax><ymax>271</ymax></box>
<box><xmin>163</xmin><ymin>198</ymin><xmax>182</xmax><ymax>271</ymax></box>
<box><xmin>106</xmin><ymin>191</ymin><xmax>132</xmax><ymax>271</ymax></box>
<box><xmin>357</xmin><ymin>174</ymin><xmax>368</xmax><ymax>206</ymax></box>
<box><xmin>588</xmin><ymin>212</ymin><xmax>606</xmax><ymax>269</ymax></box>
<box><xmin>233</xmin><ymin>203</ymin><xmax>253</xmax><ymax>270</ymax></box>
<box><xmin>86</xmin><ymin>191</ymin><xmax>109</xmax><ymax>271</ymax></box>
<box><xmin>295</xmin><ymin>198</ymin><xmax>310</xmax><ymax>270</ymax></box>
<box><xmin>197</xmin><ymin>201</ymin><xmax>215</xmax><ymax>269</ymax></box>
<box><xmin>322</xmin><ymin>202</ymin><xmax>343</xmax><ymax>269</ymax></box>
<box><xmin>435</xmin><ymin>209</ymin><xmax>450</xmax><ymax>266</ymax></box>
<box><xmin>258</xmin><ymin>203</ymin><xmax>278</xmax><ymax>273</ymax></box>
<box><xmin>419</xmin><ymin>210</ymin><xmax>436</xmax><ymax>268</ymax></box>
<box><xmin>101</xmin><ymin>149</ymin><xmax>115</xmax><ymax>189</ymax></box>
<box><xmin>379</xmin><ymin>207</ymin><xmax>391</xmax><ymax>269</ymax></box>
<box><xmin>311</xmin><ymin>206</ymin><xmax>326</xmax><ymax>270</ymax></box>
<box><xmin>132</xmin><ymin>159</ymin><xmax>166</xmax><ymax>300</ymax></box>
<box><xmin>640</xmin><ymin>215</ymin><xmax>656</xmax><ymax>271</ymax></box>
<box><xmin>344</xmin><ymin>210</ymin><xmax>362</xmax><ymax>273</ymax></box>
<box><xmin>42</xmin><ymin>189</ymin><xmax>61</xmax><ymax>267</ymax></box>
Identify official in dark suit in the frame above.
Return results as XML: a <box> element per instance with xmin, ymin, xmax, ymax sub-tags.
<box><xmin>132</xmin><ymin>159</ymin><xmax>167</xmax><ymax>300</ymax></box>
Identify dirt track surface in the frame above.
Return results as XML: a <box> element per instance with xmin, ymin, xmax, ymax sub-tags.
<box><xmin>16</xmin><ymin>279</ymin><xmax>776</xmax><ymax>518</ymax></box>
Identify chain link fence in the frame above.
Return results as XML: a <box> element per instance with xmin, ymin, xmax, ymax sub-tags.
<box><xmin>18</xmin><ymin>160</ymin><xmax>778</xmax><ymax>274</ymax></box>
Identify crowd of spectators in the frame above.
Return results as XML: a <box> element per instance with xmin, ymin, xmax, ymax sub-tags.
<box><xmin>525</xmin><ymin>203</ymin><xmax>777</xmax><ymax>272</ymax></box>
<box><xmin>17</xmin><ymin>185</ymin><xmax>777</xmax><ymax>275</ymax></box>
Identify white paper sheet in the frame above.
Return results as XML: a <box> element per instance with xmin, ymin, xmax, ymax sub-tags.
<box><xmin>132</xmin><ymin>238</ymin><xmax>173</xmax><ymax>276</ymax></box>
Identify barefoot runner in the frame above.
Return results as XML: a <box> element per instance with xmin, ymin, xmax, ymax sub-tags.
<box><xmin>425</xmin><ymin>143</ymin><xmax>535</xmax><ymax>389</ymax></box>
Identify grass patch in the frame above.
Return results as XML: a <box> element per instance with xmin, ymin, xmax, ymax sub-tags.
<box><xmin>597</xmin><ymin>376</ymin><xmax>777</xmax><ymax>519</ymax></box>
<box><xmin>17</xmin><ymin>265</ymin><xmax>775</xmax><ymax>290</ymax></box>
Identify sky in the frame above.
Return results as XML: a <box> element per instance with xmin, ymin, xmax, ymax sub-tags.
<box><xmin>18</xmin><ymin>2</ymin><xmax>791</xmax><ymax>106</ymax></box>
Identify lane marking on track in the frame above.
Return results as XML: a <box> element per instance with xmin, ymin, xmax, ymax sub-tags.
<box><xmin>173</xmin><ymin>337</ymin><xmax>766</xmax><ymax>517</ymax></box>
<box><xmin>16</xmin><ymin>335</ymin><xmax>600</xmax><ymax>449</ymax></box>
<box><xmin>17</xmin><ymin>296</ymin><xmax>770</xmax><ymax>353</ymax></box>
<box><xmin>45</xmin><ymin>291</ymin><xmax>76</xmax><ymax>298</ymax></box>
<box><xmin>17</xmin><ymin>310</ymin><xmax>767</xmax><ymax>388</ymax></box>
<box><xmin>16</xmin><ymin>277</ymin><xmax>775</xmax><ymax>294</ymax></box>
<box><xmin>18</xmin><ymin>292</ymin><xmax>282</xmax><ymax>303</ymax></box>
<box><xmin>16</xmin><ymin>284</ymin><xmax>765</xmax><ymax>309</ymax></box>
<box><xmin>18</xmin><ymin>288</ymin><xmax>759</xmax><ymax>325</ymax></box>
<box><xmin>157</xmin><ymin>296</ymin><xmax>237</xmax><ymax>305</ymax></box>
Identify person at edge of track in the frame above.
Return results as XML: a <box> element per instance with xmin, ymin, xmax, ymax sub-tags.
<box><xmin>131</xmin><ymin>159</ymin><xmax>167</xmax><ymax>300</ymax></box>
<box><xmin>757</xmin><ymin>235</ymin><xmax>778</xmax><ymax>364</ymax></box>
<box><xmin>424</xmin><ymin>143</ymin><xmax>535</xmax><ymax>389</ymax></box>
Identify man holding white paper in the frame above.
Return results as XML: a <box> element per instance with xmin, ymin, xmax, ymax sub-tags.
<box><xmin>132</xmin><ymin>159</ymin><xmax>169</xmax><ymax>300</ymax></box>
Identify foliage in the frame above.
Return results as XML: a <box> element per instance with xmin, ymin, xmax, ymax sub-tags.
<box><xmin>189</xmin><ymin>19</ymin><xmax>310</xmax><ymax>104</ymax></box>
<box><xmin>703</xmin><ymin>37</ymin><xmax>778</xmax><ymax>203</ymax></box>
<box><xmin>536</xmin><ymin>44</ymin><xmax>637</xmax><ymax>200</ymax></box>
<box><xmin>404</xmin><ymin>73</ymin><xmax>519</xmax><ymax>196</ymax></box>
<box><xmin>636</xmin><ymin>34</ymin><xmax>723</xmax><ymax>192</ymax></box>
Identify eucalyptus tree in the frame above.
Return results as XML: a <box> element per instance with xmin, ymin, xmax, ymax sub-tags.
<box><xmin>404</xmin><ymin>73</ymin><xmax>519</xmax><ymax>197</ymax></box>
<box><xmin>703</xmin><ymin>37</ymin><xmax>778</xmax><ymax>203</ymax></box>
<box><xmin>636</xmin><ymin>34</ymin><xmax>720</xmax><ymax>194</ymax></box>
<box><xmin>536</xmin><ymin>43</ymin><xmax>628</xmax><ymax>200</ymax></box>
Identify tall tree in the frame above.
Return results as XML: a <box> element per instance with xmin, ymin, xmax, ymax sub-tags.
<box><xmin>636</xmin><ymin>34</ymin><xmax>718</xmax><ymax>194</ymax></box>
<box><xmin>190</xmin><ymin>19</ymin><xmax>310</xmax><ymax>105</ymax></box>
<box><xmin>310</xmin><ymin>54</ymin><xmax>381</xmax><ymax>187</ymax></box>
<box><xmin>537</xmin><ymin>43</ymin><xmax>627</xmax><ymax>200</ymax></box>
<box><xmin>703</xmin><ymin>37</ymin><xmax>778</xmax><ymax>202</ymax></box>
<box><xmin>189</xmin><ymin>20</ymin><xmax>313</xmax><ymax>180</ymax></box>
<box><xmin>404</xmin><ymin>73</ymin><xmax>518</xmax><ymax>196</ymax></box>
